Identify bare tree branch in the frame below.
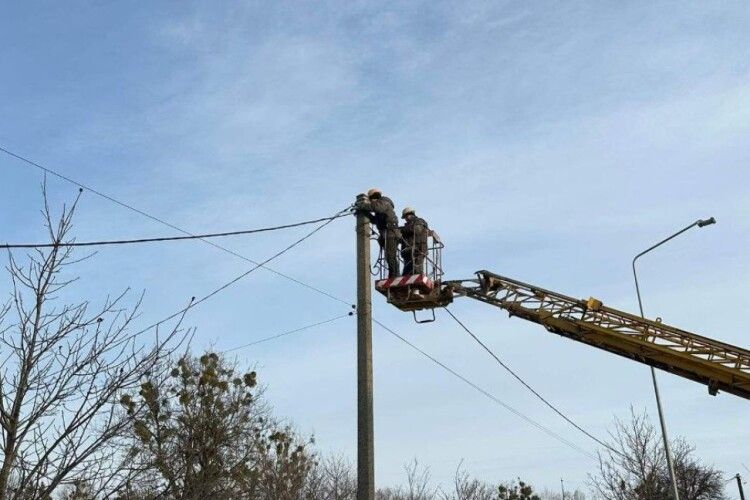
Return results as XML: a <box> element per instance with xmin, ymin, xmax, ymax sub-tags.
<box><xmin>0</xmin><ymin>192</ymin><xmax>187</xmax><ymax>499</ymax></box>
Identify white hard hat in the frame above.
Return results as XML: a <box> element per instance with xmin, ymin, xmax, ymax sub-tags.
<box><xmin>401</xmin><ymin>207</ymin><xmax>415</xmax><ymax>218</ymax></box>
<box><xmin>367</xmin><ymin>188</ymin><xmax>382</xmax><ymax>198</ymax></box>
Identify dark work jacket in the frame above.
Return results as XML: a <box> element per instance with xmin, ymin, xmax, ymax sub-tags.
<box><xmin>364</xmin><ymin>196</ymin><xmax>398</xmax><ymax>232</ymax></box>
<box><xmin>401</xmin><ymin>216</ymin><xmax>428</xmax><ymax>248</ymax></box>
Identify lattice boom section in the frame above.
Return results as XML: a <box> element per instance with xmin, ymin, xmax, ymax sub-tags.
<box><xmin>446</xmin><ymin>271</ymin><xmax>750</xmax><ymax>400</ymax></box>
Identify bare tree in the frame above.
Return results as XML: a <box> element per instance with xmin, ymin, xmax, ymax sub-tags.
<box><xmin>0</xmin><ymin>191</ymin><xmax>185</xmax><ymax>499</ymax></box>
<box><xmin>124</xmin><ymin>351</ymin><xmax>317</xmax><ymax>499</ymax></box>
<box><xmin>59</xmin><ymin>480</ymin><xmax>96</xmax><ymax>500</ymax></box>
<box><xmin>670</xmin><ymin>438</ymin><xmax>728</xmax><ymax>500</ymax></box>
<box><xmin>252</xmin><ymin>424</ymin><xmax>317</xmax><ymax>500</ymax></box>
<box><xmin>538</xmin><ymin>489</ymin><xmax>586</xmax><ymax>500</ymax></box>
<box><xmin>495</xmin><ymin>480</ymin><xmax>541</xmax><ymax>500</ymax></box>
<box><xmin>376</xmin><ymin>459</ymin><xmax>435</xmax><ymax>500</ymax></box>
<box><xmin>589</xmin><ymin>408</ymin><xmax>726</xmax><ymax>500</ymax></box>
<box><xmin>590</xmin><ymin>409</ymin><xmax>662</xmax><ymax>500</ymax></box>
<box><xmin>403</xmin><ymin>459</ymin><xmax>435</xmax><ymax>500</ymax></box>
<box><xmin>437</xmin><ymin>460</ymin><xmax>493</xmax><ymax>500</ymax></box>
<box><xmin>302</xmin><ymin>456</ymin><xmax>547</xmax><ymax>500</ymax></box>
<box><xmin>306</xmin><ymin>454</ymin><xmax>356</xmax><ymax>500</ymax></box>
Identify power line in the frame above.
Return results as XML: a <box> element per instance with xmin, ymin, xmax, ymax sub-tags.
<box><xmin>0</xmin><ymin>214</ymin><xmax>350</xmax><ymax>249</ymax></box>
<box><xmin>2</xmin><ymin>145</ymin><xmax>600</xmax><ymax>461</ymax></box>
<box><xmin>445</xmin><ymin>308</ymin><xmax>620</xmax><ymax>457</ymax></box>
<box><xmin>119</xmin><ymin>207</ymin><xmax>350</xmax><ymax>345</ymax></box>
<box><xmin>372</xmin><ymin>317</ymin><xmax>598</xmax><ymax>462</ymax></box>
<box><xmin>223</xmin><ymin>313</ymin><xmax>353</xmax><ymax>353</ymax></box>
<box><xmin>1</xmin><ymin>145</ymin><xmax>353</xmax><ymax>307</ymax></box>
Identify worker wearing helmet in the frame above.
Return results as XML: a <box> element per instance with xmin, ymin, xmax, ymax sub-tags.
<box><xmin>355</xmin><ymin>188</ymin><xmax>401</xmax><ymax>277</ymax></box>
<box><xmin>400</xmin><ymin>207</ymin><xmax>429</xmax><ymax>275</ymax></box>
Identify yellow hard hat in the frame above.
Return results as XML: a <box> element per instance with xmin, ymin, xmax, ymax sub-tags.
<box><xmin>402</xmin><ymin>207</ymin><xmax>415</xmax><ymax>218</ymax></box>
<box><xmin>367</xmin><ymin>188</ymin><xmax>382</xmax><ymax>198</ymax></box>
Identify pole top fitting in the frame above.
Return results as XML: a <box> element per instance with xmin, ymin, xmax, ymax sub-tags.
<box><xmin>697</xmin><ymin>217</ymin><xmax>716</xmax><ymax>228</ymax></box>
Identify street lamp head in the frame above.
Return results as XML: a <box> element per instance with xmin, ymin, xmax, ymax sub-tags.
<box><xmin>697</xmin><ymin>217</ymin><xmax>716</xmax><ymax>228</ymax></box>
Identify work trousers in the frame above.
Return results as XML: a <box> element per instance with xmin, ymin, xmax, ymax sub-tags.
<box><xmin>401</xmin><ymin>243</ymin><xmax>426</xmax><ymax>276</ymax></box>
<box><xmin>378</xmin><ymin>229</ymin><xmax>400</xmax><ymax>278</ymax></box>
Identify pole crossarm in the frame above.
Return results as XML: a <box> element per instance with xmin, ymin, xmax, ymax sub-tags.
<box><xmin>445</xmin><ymin>271</ymin><xmax>750</xmax><ymax>400</ymax></box>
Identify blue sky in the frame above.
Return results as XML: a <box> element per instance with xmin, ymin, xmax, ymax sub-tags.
<box><xmin>2</xmin><ymin>0</ymin><xmax>749</xmax><ymax>493</ymax></box>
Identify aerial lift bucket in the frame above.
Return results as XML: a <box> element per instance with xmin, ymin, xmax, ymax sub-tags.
<box><xmin>373</xmin><ymin>230</ymin><xmax>452</xmax><ymax>322</ymax></box>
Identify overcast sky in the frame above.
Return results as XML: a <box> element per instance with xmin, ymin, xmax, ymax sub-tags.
<box><xmin>2</xmin><ymin>1</ymin><xmax>749</xmax><ymax>494</ymax></box>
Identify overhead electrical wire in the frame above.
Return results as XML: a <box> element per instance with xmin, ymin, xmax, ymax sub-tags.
<box><xmin>0</xmin><ymin>214</ymin><xmax>351</xmax><ymax>249</ymax></box>
<box><xmin>0</xmin><ymin>145</ymin><xmax>353</xmax><ymax>307</ymax></box>
<box><xmin>2</xmin><ymin>145</ymin><xmax>603</xmax><ymax>463</ymax></box>
<box><xmin>222</xmin><ymin>313</ymin><xmax>353</xmax><ymax>353</ymax></box>
<box><xmin>121</xmin><ymin>206</ymin><xmax>351</xmax><ymax>343</ymax></box>
<box><xmin>445</xmin><ymin>308</ymin><xmax>619</xmax><ymax>457</ymax></box>
<box><xmin>372</xmin><ymin>318</ymin><xmax>598</xmax><ymax>462</ymax></box>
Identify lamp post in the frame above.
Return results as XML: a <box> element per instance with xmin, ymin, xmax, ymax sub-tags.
<box><xmin>632</xmin><ymin>217</ymin><xmax>716</xmax><ymax>500</ymax></box>
<box><xmin>736</xmin><ymin>474</ymin><xmax>746</xmax><ymax>500</ymax></box>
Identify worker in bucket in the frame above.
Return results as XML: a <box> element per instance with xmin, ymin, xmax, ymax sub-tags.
<box><xmin>355</xmin><ymin>188</ymin><xmax>401</xmax><ymax>278</ymax></box>
<box><xmin>400</xmin><ymin>207</ymin><xmax>429</xmax><ymax>276</ymax></box>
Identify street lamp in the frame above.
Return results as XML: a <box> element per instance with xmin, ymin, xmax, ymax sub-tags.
<box><xmin>632</xmin><ymin>217</ymin><xmax>716</xmax><ymax>500</ymax></box>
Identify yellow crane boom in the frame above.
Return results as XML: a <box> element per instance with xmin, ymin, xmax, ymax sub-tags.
<box><xmin>444</xmin><ymin>271</ymin><xmax>750</xmax><ymax>400</ymax></box>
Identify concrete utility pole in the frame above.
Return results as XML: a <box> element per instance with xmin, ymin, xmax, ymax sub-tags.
<box><xmin>355</xmin><ymin>194</ymin><xmax>375</xmax><ymax>500</ymax></box>
<box><xmin>737</xmin><ymin>474</ymin><xmax>746</xmax><ymax>500</ymax></box>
